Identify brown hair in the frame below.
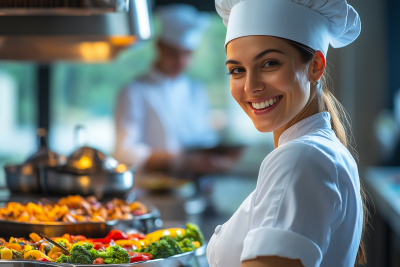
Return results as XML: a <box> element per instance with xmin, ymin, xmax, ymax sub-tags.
<box><xmin>285</xmin><ymin>39</ymin><xmax>369</xmax><ymax>265</ymax></box>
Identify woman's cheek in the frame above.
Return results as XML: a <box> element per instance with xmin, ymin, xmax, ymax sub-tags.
<box><xmin>230</xmin><ymin>80</ymin><xmax>245</xmax><ymax>107</ymax></box>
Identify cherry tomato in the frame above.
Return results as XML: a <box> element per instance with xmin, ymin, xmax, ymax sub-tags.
<box><xmin>37</xmin><ymin>258</ymin><xmax>50</xmax><ymax>262</ymax></box>
<box><xmin>93</xmin><ymin>258</ymin><xmax>105</xmax><ymax>264</ymax></box>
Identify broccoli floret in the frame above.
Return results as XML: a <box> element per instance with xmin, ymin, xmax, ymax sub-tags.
<box><xmin>82</xmin><ymin>243</ymin><xmax>100</xmax><ymax>261</ymax></box>
<box><xmin>178</xmin><ymin>238</ymin><xmax>197</xmax><ymax>253</ymax></box>
<box><xmin>56</xmin><ymin>254</ymin><xmax>71</xmax><ymax>263</ymax></box>
<box><xmin>69</xmin><ymin>244</ymin><xmax>93</xmax><ymax>264</ymax></box>
<box><xmin>160</xmin><ymin>236</ymin><xmax>183</xmax><ymax>255</ymax></box>
<box><xmin>183</xmin><ymin>223</ymin><xmax>204</xmax><ymax>246</ymax></box>
<box><xmin>98</xmin><ymin>245</ymin><xmax>130</xmax><ymax>264</ymax></box>
<box><xmin>138</xmin><ymin>237</ymin><xmax>182</xmax><ymax>260</ymax></box>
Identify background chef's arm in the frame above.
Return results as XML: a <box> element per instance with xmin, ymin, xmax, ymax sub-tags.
<box><xmin>114</xmin><ymin>86</ymin><xmax>155</xmax><ymax>169</ymax></box>
<box><xmin>241</xmin><ymin>256</ymin><xmax>304</xmax><ymax>267</ymax></box>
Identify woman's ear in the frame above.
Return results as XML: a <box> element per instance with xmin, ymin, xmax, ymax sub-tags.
<box><xmin>309</xmin><ymin>50</ymin><xmax>326</xmax><ymax>82</ymax></box>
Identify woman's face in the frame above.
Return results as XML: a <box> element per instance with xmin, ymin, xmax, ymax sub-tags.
<box><xmin>226</xmin><ymin>36</ymin><xmax>313</xmax><ymax>133</ymax></box>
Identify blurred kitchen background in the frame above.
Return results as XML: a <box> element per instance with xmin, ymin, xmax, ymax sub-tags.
<box><xmin>0</xmin><ymin>0</ymin><xmax>400</xmax><ymax>266</ymax></box>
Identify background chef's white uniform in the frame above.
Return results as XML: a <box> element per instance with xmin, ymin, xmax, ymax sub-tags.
<box><xmin>207</xmin><ymin>113</ymin><xmax>363</xmax><ymax>267</ymax></box>
<box><xmin>114</xmin><ymin>68</ymin><xmax>218</xmax><ymax>168</ymax></box>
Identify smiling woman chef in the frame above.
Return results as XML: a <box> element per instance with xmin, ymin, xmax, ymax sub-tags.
<box><xmin>206</xmin><ymin>0</ymin><xmax>366</xmax><ymax>267</ymax></box>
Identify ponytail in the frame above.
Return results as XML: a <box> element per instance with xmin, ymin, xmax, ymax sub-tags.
<box><xmin>320</xmin><ymin>78</ymin><xmax>368</xmax><ymax>265</ymax></box>
<box><xmin>285</xmin><ymin>39</ymin><xmax>371</xmax><ymax>266</ymax></box>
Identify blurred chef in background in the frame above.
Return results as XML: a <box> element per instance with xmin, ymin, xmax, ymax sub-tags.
<box><xmin>114</xmin><ymin>4</ymin><xmax>230</xmax><ymax>175</ymax></box>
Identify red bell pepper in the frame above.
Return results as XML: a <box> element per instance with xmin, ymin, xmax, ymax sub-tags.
<box><xmin>127</xmin><ymin>233</ymin><xmax>146</xmax><ymax>240</ymax></box>
<box><xmin>128</xmin><ymin>252</ymin><xmax>152</xmax><ymax>263</ymax></box>
<box><xmin>37</xmin><ymin>258</ymin><xmax>50</xmax><ymax>262</ymax></box>
<box><xmin>106</xmin><ymin>230</ymin><xmax>128</xmax><ymax>240</ymax></box>
<box><xmin>90</xmin><ymin>230</ymin><xmax>128</xmax><ymax>244</ymax></box>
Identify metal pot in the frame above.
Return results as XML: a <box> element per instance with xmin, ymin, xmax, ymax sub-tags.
<box><xmin>4</xmin><ymin>128</ymin><xmax>66</xmax><ymax>194</ymax></box>
<box><xmin>40</xmin><ymin>126</ymin><xmax>134</xmax><ymax>198</ymax></box>
<box><xmin>41</xmin><ymin>165</ymin><xmax>135</xmax><ymax>199</ymax></box>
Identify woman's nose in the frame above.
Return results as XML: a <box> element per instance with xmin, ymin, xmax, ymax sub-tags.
<box><xmin>245</xmin><ymin>71</ymin><xmax>264</xmax><ymax>94</ymax></box>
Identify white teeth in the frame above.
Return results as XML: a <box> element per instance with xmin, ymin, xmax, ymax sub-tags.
<box><xmin>251</xmin><ymin>96</ymin><xmax>281</xmax><ymax>109</ymax></box>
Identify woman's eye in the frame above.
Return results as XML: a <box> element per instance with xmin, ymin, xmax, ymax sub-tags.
<box><xmin>228</xmin><ymin>68</ymin><xmax>245</xmax><ymax>75</ymax></box>
<box><xmin>263</xmin><ymin>60</ymin><xmax>279</xmax><ymax>68</ymax></box>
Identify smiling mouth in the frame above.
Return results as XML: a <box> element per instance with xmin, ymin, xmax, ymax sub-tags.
<box><xmin>249</xmin><ymin>95</ymin><xmax>283</xmax><ymax>110</ymax></box>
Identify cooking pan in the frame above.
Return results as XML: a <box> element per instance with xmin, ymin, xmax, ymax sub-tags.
<box><xmin>4</xmin><ymin>128</ymin><xmax>66</xmax><ymax>194</ymax></box>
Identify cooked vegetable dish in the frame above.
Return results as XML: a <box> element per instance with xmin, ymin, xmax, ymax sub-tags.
<box><xmin>0</xmin><ymin>195</ymin><xmax>148</xmax><ymax>223</ymax></box>
<box><xmin>0</xmin><ymin>223</ymin><xmax>203</xmax><ymax>264</ymax></box>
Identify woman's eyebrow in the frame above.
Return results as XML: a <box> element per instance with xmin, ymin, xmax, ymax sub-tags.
<box><xmin>226</xmin><ymin>59</ymin><xmax>241</xmax><ymax>65</ymax></box>
<box><xmin>253</xmin><ymin>49</ymin><xmax>285</xmax><ymax>61</ymax></box>
<box><xmin>226</xmin><ymin>49</ymin><xmax>285</xmax><ymax>65</ymax></box>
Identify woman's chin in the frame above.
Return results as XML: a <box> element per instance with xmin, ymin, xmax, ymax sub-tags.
<box><xmin>252</xmin><ymin>121</ymin><xmax>276</xmax><ymax>133</ymax></box>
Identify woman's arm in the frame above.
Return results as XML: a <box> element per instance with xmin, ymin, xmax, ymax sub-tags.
<box><xmin>241</xmin><ymin>256</ymin><xmax>304</xmax><ymax>267</ymax></box>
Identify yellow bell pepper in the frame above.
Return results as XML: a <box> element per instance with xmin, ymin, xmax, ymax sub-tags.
<box><xmin>1</xmin><ymin>247</ymin><xmax>13</xmax><ymax>259</ymax></box>
<box><xmin>29</xmin><ymin>233</ymin><xmax>42</xmax><ymax>243</ymax></box>
<box><xmin>9</xmin><ymin>237</ymin><xmax>15</xmax><ymax>244</ymax></box>
<box><xmin>24</xmin><ymin>250</ymin><xmax>52</xmax><ymax>261</ymax></box>
<box><xmin>192</xmin><ymin>241</ymin><xmax>200</xmax><ymax>248</ymax></box>
<box><xmin>53</xmin><ymin>238</ymin><xmax>71</xmax><ymax>250</ymax></box>
<box><xmin>23</xmin><ymin>245</ymin><xmax>34</xmax><ymax>253</ymax></box>
<box><xmin>115</xmin><ymin>239</ymin><xmax>148</xmax><ymax>248</ymax></box>
<box><xmin>6</xmin><ymin>243</ymin><xmax>22</xmax><ymax>251</ymax></box>
<box><xmin>145</xmin><ymin>228</ymin><xmax>185</xmax><ymax>243</ymax></box>
<box><xmin>47</xmin><ymin>246</ymin><xmax>62</xmax><ymax>258</ymax></box>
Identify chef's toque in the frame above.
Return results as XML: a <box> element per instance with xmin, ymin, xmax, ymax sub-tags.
<box><xmin>157</xmin><ymin>4</ymin><xmax>211</xmax><ymax>51</ymax></box>
<box><xmin>215</xmin><ymin>0</ymin><xmax>361</xmax><ymax>55</ymax></box>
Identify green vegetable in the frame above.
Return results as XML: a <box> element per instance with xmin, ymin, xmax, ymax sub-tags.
<box><xmin>175</xmin><ymin>223</ymin><xmax>204</xmax><ymax>246</ymax></box>
<box><xmin>12</xmin><ymin>250</ymin><xmax>25</xmax><ymax>259</ymax></box>
<box><xmin>178</xmin><ymin>238</ymin><xmax>197</xmax><ymax>253</ymax></box>
<box><xmin>58</xmin><ymin>240</ymin><xmax>67</xmax><ymax>249</ymax></box>
<box><xmin>98</xmin><ymin>245</ymin><xmax>130</xmax><ymax>264</ymax></box>
<box><xmin>82</xmin><ymin>243</ymin><xmax>100</xmax><ymax>261</ymax></box>
<box><xmin>56</xmin><ymin>254</ymin><xmax>71</xmax><ymax>263</ymax></box>
<box><xmin>135</xmin><ymin>236</ymin><xmax>182</xmax><ymax>260</ymax></box>
<box><xmin>184</xmin><ymin>223</ymin><xmax>204</xmax><ymax>246</ymax></box>
<box><xmin>69</xmin><ymin>244</ymin><xmax>93</xmax><ymax>264</ymax></box>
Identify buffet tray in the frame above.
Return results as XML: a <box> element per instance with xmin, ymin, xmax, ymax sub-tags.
<box><xmin>0</xmin><ymin>207</ymin><xmax>160</xmax><ymax>238</ymax></box>
<box><xmin>0</xmin><ymin>248</ymin><xmax>200</xmax><ymax>267</ymax></box>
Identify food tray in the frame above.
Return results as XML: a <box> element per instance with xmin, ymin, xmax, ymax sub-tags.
<box><xmin>0</xmin><ymin>207</ymin><xmax>160</xmax><ymax>239</ymax></box>
<box><xmin>0</xmin><ymin>247</ymin><xmax>200</xmax><ymax>267</ymax></box>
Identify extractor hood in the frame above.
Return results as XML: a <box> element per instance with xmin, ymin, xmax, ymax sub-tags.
<box><xmin>0</xmin><ymin>0</ymin><xmax>152</xmax><ymax>62</ymax></box>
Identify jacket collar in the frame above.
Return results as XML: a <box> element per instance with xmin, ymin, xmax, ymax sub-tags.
<box><xmin>278</xmin><ymin>112</ymin><xmax>331</xmax><ymax>147</ymax></box>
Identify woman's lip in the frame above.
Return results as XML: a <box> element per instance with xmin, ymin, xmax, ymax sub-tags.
<box><xmin>248</xmin><ymin>96</ymin><xmax>283</xmax><ymax>115</ymax></box>
<box><xmin>246</xmin><ymin>95</ymin><xmax>282</xmax><ymax>104</ymax></box>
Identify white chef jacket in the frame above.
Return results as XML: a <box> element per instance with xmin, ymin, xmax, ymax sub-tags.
<box><xmin>114</xmin><ymin>68</ymin><xmax>218</xmax><ymax>168</ymax></box>
<box><xmin>207</xmin><ymin>112</ymin><xmax>363</xmax><ymax>267</ymax></box>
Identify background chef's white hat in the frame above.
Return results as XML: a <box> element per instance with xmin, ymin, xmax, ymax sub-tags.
<box><xmin>156</xmin><ymin>4</ymin><xmax>211</xmax><ymax>51</ymax></box>
<box><xmin>215</xmin><ymin>0</ymin><xmax>361</xmax><ymax>55</ymax></box>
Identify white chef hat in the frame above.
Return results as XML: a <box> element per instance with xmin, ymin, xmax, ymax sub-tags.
<box><xmin>216</xmin><ymin>0</ymin><xmax>361</xmax><ymax>55</ymax></box>
<box><xmin>156</xmin><ymin>4</ymin><xmax>211</xmax><ymax>51</ymax></box>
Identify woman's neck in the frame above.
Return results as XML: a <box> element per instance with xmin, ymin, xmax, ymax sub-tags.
<box><xmin>273</xmin><ymin>92</ymin><xmax>321</xmax><ymax>148</ymax></box>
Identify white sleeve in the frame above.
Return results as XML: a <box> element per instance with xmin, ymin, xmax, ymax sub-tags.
<box><xmin>240</xmin><ymin>143</ymin><xmax>342</xmax><ymax>267</ymax></box>
<box><xmin>113</xmin><ymin>85</ymin><xmax>152</xmax><ymax>168</ymax></box>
